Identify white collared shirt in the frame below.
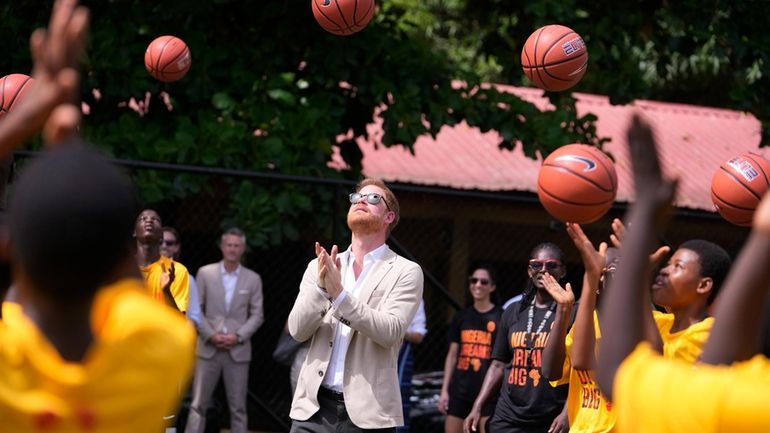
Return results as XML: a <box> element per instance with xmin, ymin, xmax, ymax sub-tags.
<box><xmin>220</xmin><ymin>261</ymin><xmax>241</xmax><ymax>315</ymax></box>
<box><xmin>322</xmin><ymin>243</ymin><xmax>388</xmax><ymax>391</ymax></box>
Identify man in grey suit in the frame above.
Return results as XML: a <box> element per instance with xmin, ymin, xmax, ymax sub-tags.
<box><xmin>185</xmin><ymin>228</ymin><xmax>264</xmax><ymax>433</ymax></box>
<box><xmin>289</xmin><ymin>178</ymin><xmax>424</xmax><ymax>433</ymax></box>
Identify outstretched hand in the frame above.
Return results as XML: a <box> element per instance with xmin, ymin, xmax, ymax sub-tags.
<box><xmin>0</xmin><ymin>0</ymin><xmax>89</xmax><ymax>157</ymax></box>
<box><xmin>26</xmin><ymin>0</ymin><xmax>88</xmax><ymax>143</ymax></box>
<box><xmin>627</xmin><ymin>115</ymin><xmax>678</xmax><ymax>216</ymax></box>
<box><xmin>608</xmin><ymin>217</ymin><xmax>670</xmax><ymax>268</ymax></box>
<box><xmin>566</xmin><ymin>222</ymin><xmax>607</xmax><ymax>279</ymax></box>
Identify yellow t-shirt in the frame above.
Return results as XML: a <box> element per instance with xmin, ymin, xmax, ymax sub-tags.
<box><xmin>140</xmin><ymin>255</ymin><xmax>190</xmax><ymax>312</ymax></box>
<box><xmin>615</xmin><ymin>342</ymin><xmax>770</xmax><ymax>433</ymax></box>
<box><xmin>1</xmin><ymin>300</ymin><xmax>22</xmax><ymax>322</ymax></box>
<box><xmin>653</xmin><ymin>311</ymin><xmax>713</xmax><ymax>362</ymax></box>
<box><xmin>0</xmin><ymin>278</ymin><xmax>195</xmax><ymax>433</ymax></box>
<box><xmin>551</xmin><ymin>311</ymin><xmax>615</xmax><ymax>433</ymax></box>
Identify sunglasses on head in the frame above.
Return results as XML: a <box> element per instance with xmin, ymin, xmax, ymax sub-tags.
<box><xmin>528</xmin><ymin>259</ymin><xmax>562</xmax><ymax>272</ymax></box>
<box><xmin>468</xmin><ymin>277</ymin><xmax>491</xmax><ymax>285</ymax></box>
<box><xmin>349</xmin><ymin>192</ymin><xmax>390</xmax><ymax>210</ymax></box>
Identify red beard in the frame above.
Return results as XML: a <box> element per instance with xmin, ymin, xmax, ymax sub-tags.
<box><xmin>347</xmin><ymin>209</ymin><xmax>385</xmax><ymax>234</ymax></box>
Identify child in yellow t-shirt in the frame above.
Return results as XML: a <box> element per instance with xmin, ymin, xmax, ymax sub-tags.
<box><xmin>135</xmin><ymin>209</ymin><xmax>191</xmax><ymax>312</ymax></box>
<box><xmin>542</xmin><ymin>223</ymin><xmax>622</xmax><ymax>433</ymax></box>
<box><xmin>0</xmin><ymin>144</ymin><xmax>195</xmax><ymax>432</ymax></box>
<box><xmin>597</xmin><ymin>116</ymin><xmax>770</xmax><ymax>433</ymax></box>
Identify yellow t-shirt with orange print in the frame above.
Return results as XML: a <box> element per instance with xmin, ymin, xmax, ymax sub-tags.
<box><xmin>0</xmin><ymin>278</ymin><xmax>195</xmax><ymax>433</ymax></box>
<box><xmin>551</xmin><ymin>311</ymin><xmax>615</xmax><ymax>433</ymax></box>
<box><xmin>140</xmin><ymin>255</ymin><xmax>190</xmax><ymax>312</ymax></box>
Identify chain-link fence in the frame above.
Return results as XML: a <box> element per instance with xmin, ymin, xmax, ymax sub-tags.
<box><xmin>18</xmin><ymin>153</ymin><xmax>749</xmax><ymax>433</ymax></box>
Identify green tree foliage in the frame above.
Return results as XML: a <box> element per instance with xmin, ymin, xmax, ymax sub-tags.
<box><xmin>1</xmin><ymin>1</ymin><xmax>766</xmax><ymax>247</ymax></box>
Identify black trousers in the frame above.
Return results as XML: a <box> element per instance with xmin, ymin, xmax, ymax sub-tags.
<box><xmin>290</xmin><ymin>388</ymin><xmax>396</xmax><ymax>433</ymax></box>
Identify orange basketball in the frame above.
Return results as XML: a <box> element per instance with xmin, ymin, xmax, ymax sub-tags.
<box><xmin>710</xmin><ymin>153</ymin><xmax>770</xmax><ymax>226</ymax></box>
<box><xmin>521</xmin><ymin>24</ymin><xmax>588</xmax><ymax>92</ymax></box>
<box><xmin>537</xmin><ymin>144</ymin><xmax>617</xmax><ymax>224</ymax></box>
<box><xmin>144</xmin><ymin>36</ymin><xmax>192</xmax><ymax>83</ymax></box>
<box><xmin>0</xmin><ymin>74</ymin><xmax>34</xmax><ymax>121</ymax></box>
<box><xmin>312</xmin><ymin>0</ymin><xmax>375</xmax><ymax>36</ymax></box>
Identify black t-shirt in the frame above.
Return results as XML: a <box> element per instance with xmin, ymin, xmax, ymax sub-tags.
<box><xmin>490</xmin><ymin>299</ymin><xmax>569</xmax><ymax>428</ymax></box>
<box><xmin>448</xmin><ymin>305</ymin><xmax>504</xmax><ymax>401</ymax></box>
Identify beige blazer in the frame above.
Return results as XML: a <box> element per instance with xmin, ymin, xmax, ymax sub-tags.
<box><xmin>288</xmin><ymin>246</ymin><xmax>424</xmax><ymax>429</ymax></box>
<box><xmin>196</xmin><ymin>262</ymin><xmax>264</xmax><ymax>362</ymax></box>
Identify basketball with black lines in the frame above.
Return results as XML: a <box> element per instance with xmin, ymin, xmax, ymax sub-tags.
<box><xmin>710</xmin><ymin>153</ymin><xmax>770</xmax><ymax>226</ymax></box>
<box><xmin>0</xmin><ymin>74</ymin><xmax>34</xmax><ymax>121</ymax></box>
<box><xmin>312</xmin><ymin>0</ymin><xmax>376</xmax><ymax>36</ymax></box>
<box><xmin>537</xmin><ymin>144</ymin><xmax>617</xmax><ymax>224</ymax></box>
<box><xmin>521</xmin><ymin>25</ymin><xmax>588</xmax><ymax>92</ymax></box>
<box><xmin>144</xmin><ymin>36</ymin><xmax>191</xmax><ymax>83</ymax></box>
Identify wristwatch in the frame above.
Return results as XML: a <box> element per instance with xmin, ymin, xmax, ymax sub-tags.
<box><xmin>237</xmin><ymin>335</ymin><xmax>244</xmax><ymax>345</ymax></box>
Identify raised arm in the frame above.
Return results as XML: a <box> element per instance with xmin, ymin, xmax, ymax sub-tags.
<box><xmin>700</xmin><ymin>193</ymin><xmax>770</xmax><ymax>364</ymax></box>
<box><xmin>565</xmin><ymin>223</ymin><xmax>604</xmax><ymax>370</ymax></box>
<box><xmin>609</xmin><ymin>218</ymin><xmax>668</xmax><ymax>353</ymax></box>
<box><xmin>597</xmin><ymin>115</ymin><xmax>677</xmax><ymax>400</ymax></box>
<box><xmin>287</xmin><ymin>258</ymin><xmax>331</xmax><ymax>342</ymax></box>
<box><xmin>0</xmin><ymin>0</ymin><xmax>88</xmax><ymax>155</ymax></box>
<box><xmin>541</xmin><ymin>273</ymin><xmax>574</xmax><ymax>381</ymax></box>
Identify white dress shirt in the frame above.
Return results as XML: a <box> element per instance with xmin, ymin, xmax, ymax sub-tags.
<box><xmin>322</xmin><ymin>243</ymin><xmax>388</xmax><ymax>391</ymax></box>
<box><xmin>220</xmin><ymin>262</ymin><xmax>241</xmax><ymax>333</ymax></box>
<box><xmin>407</xmin><ymin>300</ymin><xmax>427</xmax><ymax>337</ymax></box>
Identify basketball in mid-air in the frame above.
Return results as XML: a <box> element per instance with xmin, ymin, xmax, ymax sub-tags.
<box><xmin>312</xmin><ymin>0</ymin><xmax>376</xmax><ymax>36</ymax></box>
<box><xmin>0</xmin><ymin>73</ymin><xmax>34</xmax><ymax>120</ymax></box>
<box><xmin>144</xmin><ymin>36</ymin><xmax>192</xmax><ymax>83</ymax></box>
<box><xmin>537</xmin><ymin>144</ymin><xmax>617</xmax><ymax>224</ymax></box>
<box><xmin>521</xmin><ymin>24</ymin><xmax>588</xmax><ymax>92</ymax></box>
<box><xmin>711</xmin><ymin>153</ymin><xmax>770</xmax><ymax>226</ymax></box>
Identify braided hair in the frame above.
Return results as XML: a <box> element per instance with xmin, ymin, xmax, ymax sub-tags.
<box><xmin>517</xmin><ymin>242</ymin><xmax>566</xmax><ymax>315</ymax></box>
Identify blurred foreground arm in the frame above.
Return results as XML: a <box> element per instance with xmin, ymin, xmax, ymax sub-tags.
<box><xmin>700</xmin><ymin>192</ymin><xmax>770</xmax><ymax>364</ymax></box>
<box><xmin>597</xmin><ymin>115</ymin><xmax>677</xmax><ymax>400</ymax></box>
<box><xmin>0</xmin><ymin>0</ymin><xmax>88</xmax><ymax>155</ymax></box>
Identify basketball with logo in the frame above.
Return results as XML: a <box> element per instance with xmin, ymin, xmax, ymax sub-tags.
<box><xmin>312</xmin><ymin>0</ymin><xmax>376</xmax><ymax>36</ymax></box>
<box><xmin>521</xmin><ymin>24</ymin><xmax>588</xmax><ymax>92</ymax></box>
<box><xmin>711</xmin><ymin>153</ymin><xmax>770</xmax><ymax>226</ymax></box>
<box><xmin>537</xmin><ymin>144</ymin><xmax>617</xmax><ymax>224</ymax></box>
<box><xmin>0</xmin><ymin>74</ymin><xmax>34</xmax><ymax>121</ymax></box>
<box><xmin>144</xmin><ymin>36</ymin><xmax>192</xmax><ymax>83</ymax></box>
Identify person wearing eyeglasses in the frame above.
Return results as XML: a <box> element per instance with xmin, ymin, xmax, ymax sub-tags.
<box><xmin>161</xmin><ymin>227</ymin><xmax>202</xmax><ymax>328</ymax></box>
<box><xmin>464</xmin><ymin>243</ymin><xmax>571</xmax><ymax>433</ymax></box>
<box><xmin>134</xmin><ymin>209</ymin><xmax>191</xmax><ymax>314</ymax></box>
<box><xmin>439</xmin><ymin>266</ymin><xmax>503</xmax><ymax>433</ymax></box>
<box><xmin>288</xmin><ymin>178</ymin><xmax>424</xmax><ymax>433</ymax></box>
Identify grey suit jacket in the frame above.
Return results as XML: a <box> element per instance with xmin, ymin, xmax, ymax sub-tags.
<box><xmin>196</xmin><ymin>261</ymin><xmax>264</xmax><ymax>362</ymax></box>
<box><xmin>288</xmin><ymin>246</ymin><xmax>424</xmax><ymax>429</ymax></box>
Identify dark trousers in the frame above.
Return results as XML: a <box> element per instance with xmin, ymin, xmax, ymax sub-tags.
<box><xmin>290</xmin><ymin>388</ymin><xmax>396</xmax><ymax>433</ymax></box>
<box><xmin>395</xmin><ymin>343</ymin><xmax>414</xmax><ymax>433</ymax></box>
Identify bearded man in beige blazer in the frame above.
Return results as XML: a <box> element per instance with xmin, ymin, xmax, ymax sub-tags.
<box><xmin>289</xmin><ymin>178</ymin><xmax>424</xmax><ymax>433</ymax></box>
<box><xmin>185</xmin><ymin>227</ymin><xmax>264</xmax><ymax>433</ymax></box>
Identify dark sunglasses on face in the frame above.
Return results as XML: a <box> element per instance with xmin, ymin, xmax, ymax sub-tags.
<box><xmin>161</xmin><ymin>240</ymin><xmax>178</xmax><ymax>246</ymax></box>
<box><xmin>469</xmin><ymin>277</ymin><xmax>491</xmax><ymax>285</ymax></box>
<box><xmin>528</xmin><ymin>259</ymin><xmax>562</xmax><ymax>272</ymax></box>
<box><xmin>349</xmin><ymin>192</ymin><xmax>390</xmax><ymax>210</ymax></box>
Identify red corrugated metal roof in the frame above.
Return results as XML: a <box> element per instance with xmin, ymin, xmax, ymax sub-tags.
<box><xmin>331</xmin><ymin>85</ymin><xmax>766</xmax><ymax>211</ymax></box>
